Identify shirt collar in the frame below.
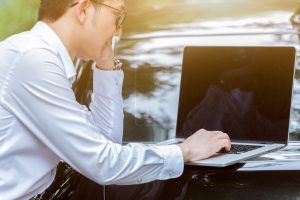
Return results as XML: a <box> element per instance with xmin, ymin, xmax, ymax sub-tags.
<box><xmin>31</xmin><ymin>21</ymin><xmax>76</xmax><ymax>80</ymax></box>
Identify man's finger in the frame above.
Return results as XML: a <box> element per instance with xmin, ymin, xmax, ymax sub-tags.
<box><xmin>218</xmin><ymin>139</ymin><xmax>231</xmax><ymax>151</ymax></box>
<box><xmin>214</xmin><ymin>132</ymin><xmax>230</xmax><ymax>140</ymax></box>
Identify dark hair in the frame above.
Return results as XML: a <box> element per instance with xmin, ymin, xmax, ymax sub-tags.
<box><xmin>38</xmin><ymin>0</ymin><xmax>102</xmax><ymax>22</ymax></box>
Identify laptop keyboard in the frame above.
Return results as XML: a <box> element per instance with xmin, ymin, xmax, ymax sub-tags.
<box><xmin>219</xmin><ymin>144</ymin><xmax>262</xmax><ymax>154</ymax></box>
<box><xmin>172</xmin><ymin>141</ymin><xmax>263</xmax><ymax>154</ymax></box>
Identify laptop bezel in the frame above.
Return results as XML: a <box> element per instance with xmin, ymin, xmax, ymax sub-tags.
<box><xmin>175</xmin><ymin>45</ymin><xmax>296</xmax><ymax>146</ymax></box>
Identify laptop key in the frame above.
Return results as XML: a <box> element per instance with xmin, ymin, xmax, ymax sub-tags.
<box><xmin>218</xmin><ymin>144</ymin><xmax>262</xmax><ymax>154</ymax></box>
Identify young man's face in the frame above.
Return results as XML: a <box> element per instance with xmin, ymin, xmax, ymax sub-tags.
<box><xmin>78</xmin><ymin>0</ymin><xmax>125</xmax><ymax>61</ymax></box>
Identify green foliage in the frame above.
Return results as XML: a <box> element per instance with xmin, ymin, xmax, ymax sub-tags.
<box><xmin>0</xmin><ymin>0</ymin><xmax>39</xmax><ymax>40</ymax></box>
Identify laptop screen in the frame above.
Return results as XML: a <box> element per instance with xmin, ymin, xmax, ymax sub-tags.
<box><xmin>176</xmin><ymin>46</ymin><xmax>295</xmax><ymax>143</ymax></box>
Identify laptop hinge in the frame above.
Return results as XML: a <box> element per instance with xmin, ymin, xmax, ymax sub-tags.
<box><xmin>232</xmin><ymin>140</ymin><xmax>275</xmax><ymax>144</ymax></box>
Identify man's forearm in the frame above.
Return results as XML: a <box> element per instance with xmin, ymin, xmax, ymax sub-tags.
<box><xmin>177</xmin><ymin>143</ymin><xmax>190</xmax><ymax>162</ymax></box>
<box><xmin>90</xmin><ymin>66</ymin><xmax>124</xmax><ymax>144</ymax></box>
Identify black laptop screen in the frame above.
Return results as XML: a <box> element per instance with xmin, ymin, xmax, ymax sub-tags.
<box><xmin>176</xmin><ymin>46</ymin><xmax>295</xmax><ymax>143</ymax></box>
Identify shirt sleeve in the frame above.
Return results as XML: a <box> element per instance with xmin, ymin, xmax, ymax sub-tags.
<box><xmin>2</xmin><ymin>48</ymin><xmax>184</xmax><ymax>185</ymax></box>
<box><xmin>89</xmin><ymin>64</ymin><xmax>124</xmax><ymax>144</ymax></box>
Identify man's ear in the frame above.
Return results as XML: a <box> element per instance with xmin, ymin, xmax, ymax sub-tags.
<box><xmin>76</xmin><ymin>0</ymin><xmax>91</xmax><ymax>25</ymax></box>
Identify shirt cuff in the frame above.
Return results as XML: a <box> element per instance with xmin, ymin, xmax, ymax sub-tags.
<box><xmin>155</xmin><ymin>144</ymin><xmax>184</xmax><ymax>180</ymax></box>
<box><xmin>92</xmin><ymin>63</ymin><xmax>124</xmax><ymax>96</ymax></box>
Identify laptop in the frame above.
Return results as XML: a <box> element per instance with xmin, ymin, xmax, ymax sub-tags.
<box><xmin>157</xmin><ymin>46</ymin><xmax>296</xmax><ymax>167</ymax></box>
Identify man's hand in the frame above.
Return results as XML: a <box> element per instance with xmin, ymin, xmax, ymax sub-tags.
<box><xmin>177</xmin><ymin>129</ymin><xmax>231</xmax><ymax>162</ymax></box>
<box><xmin>95</xmin><ymin>40</ymin><xmax>115</xmax><ymax>70</ymax></box>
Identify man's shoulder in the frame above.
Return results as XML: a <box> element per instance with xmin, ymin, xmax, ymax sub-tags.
<box><xmin>1</xmin><ymin>30</ymin><xmax>56</xmax><ymax>55</ymax></box>
<box><xmin>0</xmin><ymin>31</ymin><xmax>64</xmax><ymax>76</ymax></box>
<box><xmin>0</xmin><ymin>30</ymin><xmax>61</xmax><ymax>68</ymax></box>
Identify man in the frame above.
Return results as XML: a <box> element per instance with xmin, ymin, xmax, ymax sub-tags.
<box><xmin>0</xmin><ymin>0</ymin><xmax>231</xmax><ymax>199</ymax></box>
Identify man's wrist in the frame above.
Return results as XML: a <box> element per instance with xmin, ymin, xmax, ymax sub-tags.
<box><xmin>177</xmin><ymin>143</ymin><xmax>190</xmax><ymax>162</ymax></box>
<box><xmin>96</xmin><ymin>64</ymin><xmax>114</xmax><ymax>71</ymax></box>
<box><xmin>95</xmin><ymin>58</ymin><xmax>123</xmax><ymax>71</ymax></box>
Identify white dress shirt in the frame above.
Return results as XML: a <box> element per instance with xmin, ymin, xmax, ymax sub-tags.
<box><xmin>0</xmin><ymin>21</ymin><xmax>184</xmax><ymax>200</ymax></box>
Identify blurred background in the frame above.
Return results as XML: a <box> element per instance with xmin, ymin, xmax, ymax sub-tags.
<box><xmin>1</xmin><ymin>0</ymin><xmax>300</xmax><ymax>143</ymax></box>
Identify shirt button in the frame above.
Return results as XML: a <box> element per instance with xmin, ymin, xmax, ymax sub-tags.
<box><xmin>137</xmin><ymin>178</ymin><xmax>143</xmax><ymax>183</ymax></box>
<box><xmin>169</xmin><ymin>171</ymin><xmax>174</xmax><ymax>177</ymax></box>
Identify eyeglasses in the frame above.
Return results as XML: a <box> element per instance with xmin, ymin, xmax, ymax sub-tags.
<box><xmin>69</xmin><ymin>1</ymin><xmax>127</xmax><ymax>30</ymax></box>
